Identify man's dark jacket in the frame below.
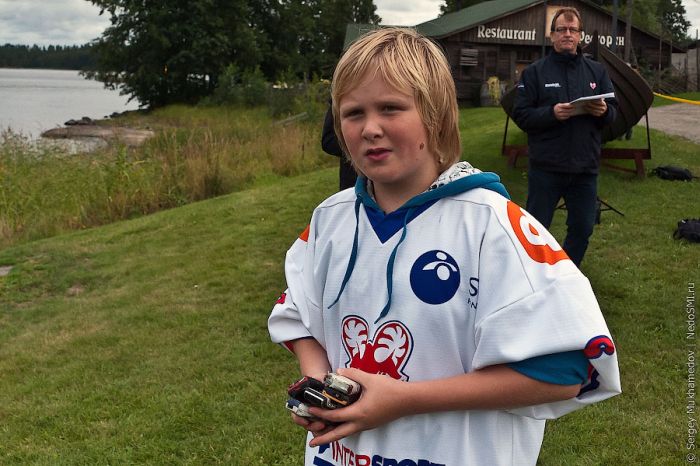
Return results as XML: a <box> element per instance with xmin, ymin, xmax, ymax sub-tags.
<box><xmin>512</xmin><ymin>49</ymin><xmax>617</xmax><ymax>174</ymax></box>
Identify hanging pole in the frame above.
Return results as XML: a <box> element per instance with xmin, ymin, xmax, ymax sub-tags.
<box><xmin>695</xmin><ymin>29</ymin><xmax>700</xmax><ymax>91</ymax></box>
<box><xmin>542</xmin><ymin>0</ymin><xmax>548</xmax><ymax>58</ymax></box>
<box><xmin>624</xmin><ymin>0</ymin><xmax>633</xmax><ymax>63</ymax></box>
<box><xmin>611</xmin><ymin>0</ymin><xmax>619</xmax><ymax>53</ymax></box>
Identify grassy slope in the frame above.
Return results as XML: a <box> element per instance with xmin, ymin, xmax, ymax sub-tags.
<box><xmin>1</xmin><ymin>107</ymin><xmax>698</xmax><ymax>464</ymax></box>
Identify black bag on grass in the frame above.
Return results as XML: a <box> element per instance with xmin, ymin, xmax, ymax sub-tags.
<box><xmin>651</xmin><ymin>165</ymin><xmax>695</xmax><ymax>181</ymax></box>
<box><xmin>674</xmin><ymin>219</ymin><xmax>700</xmax><ymax>243</ymax></box>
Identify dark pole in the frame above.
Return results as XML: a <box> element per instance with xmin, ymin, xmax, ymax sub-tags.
<box><xmin>611</xmin><ymin>0</ymin><xmax>619</xmax><ymax>53</ymax></box>
<box><xmin>624</xmin><ymin>0</ymin><xmax>633</xmax><ymax>63</ymax></box>
<box><xmin>542</xmin><ymin>0</ymin><xmax>548</xmax><ymax>58</ymax></box>
<box><xmin>657</xmin><ymin>30</ymin><xmax>662</xmax><ymax>89</ymax></box>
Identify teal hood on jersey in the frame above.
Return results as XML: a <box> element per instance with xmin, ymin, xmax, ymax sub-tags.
<box><xmin>327</xmin><ymin>163</ymin><xmax>510</xmax><ymax>323</ymax></box>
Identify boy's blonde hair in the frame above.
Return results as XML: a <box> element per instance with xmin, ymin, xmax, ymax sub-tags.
<box><xmin>331</xmin><ymin>27</ymin><xmax>461</xmax><ymax>170</ymax></box>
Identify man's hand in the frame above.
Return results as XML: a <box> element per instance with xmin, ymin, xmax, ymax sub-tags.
<box><xmin>553</xmin><ymin>102</ymin><xmax>575</xmax><ymax>121</ymax></box>
<box><xmin>583</xmin><ymin>98</ymin><xmax>607</xmax><ymax>117</ymax></box>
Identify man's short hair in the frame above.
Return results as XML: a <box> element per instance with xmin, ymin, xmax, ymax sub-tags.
<box><xmin>550</xmin><ymin>7</ymin><xmax>583</xmax><ymax>31</ymax></box>
<box><xmin>331</xmin><ymin>27</ymin><xmax>461</xmax><ymax>170</ymax></box>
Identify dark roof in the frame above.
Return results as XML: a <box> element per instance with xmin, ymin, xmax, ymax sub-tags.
<box><xmin>342</xmin><ymin>23</ymin><xmax>382</xmax><ymax>49</ymax></box>
<box><xmin>342</xmin><ymin>0</ymin><xmax>538</xmax><ymax>48</ymax></box>
<box><xmin>343</xmin><ymin>0</ymin><xmax>682</xmax><ymax>51</ymax></box>
<box><xmin>415</xmin><ymin>0</ymin><xmax>539</xmax><ymax>38</ymax></box>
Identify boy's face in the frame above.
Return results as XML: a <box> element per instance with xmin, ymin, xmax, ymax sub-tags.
<box><xmin>339</xmin><ymin>73</ymin><xmax>439</xmax><ymax>201</ymax></box>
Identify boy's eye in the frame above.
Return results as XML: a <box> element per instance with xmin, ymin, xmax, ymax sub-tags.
<box><xmin>342</xmin><ymin>109</ymin><xmax>362</xmax><ymax>118</ymax></box>
<box><xmin>382</xmin><ymin>105</ymin><xmax>401</xmax><ymax>112</ymax></box>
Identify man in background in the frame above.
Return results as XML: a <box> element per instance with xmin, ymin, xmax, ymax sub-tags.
<box><xmin>512</xmin><ymin>7</ymin><xmax>617</xmax><ymax>267</ymax></box>
<box><xmin>322</xmin><ymin>105</ymin><xmax>357</xmax><ymax>190</ymax></box>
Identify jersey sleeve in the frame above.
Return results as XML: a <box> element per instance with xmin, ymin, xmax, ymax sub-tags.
<box><xmin>267</xmin><ymin>221</ymin><xmax>324</xmax><ymax>351</ymax></box>
<box><xmin>508</xmin><ymin>350</ymin><xmax>589</xmax><ymax>385</ymax></box>
<box><xmin>471</xmin><ymin>196</ymin><xmax>621</xmax><ymax>419</ymax></box>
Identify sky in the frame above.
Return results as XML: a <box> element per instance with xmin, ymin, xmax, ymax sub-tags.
<box><xmin>0</xmin><ymin>0</ymin><xmax>699</xmax><ymax>47</ymax></box>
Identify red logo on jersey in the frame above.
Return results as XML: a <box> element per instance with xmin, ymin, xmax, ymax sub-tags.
<box><xmin>276</xmin><ymin>292</ymin><xmax>287</xmax><ymax>304</ymax></box>
<box><xmin>579</xmin><ymin>335</ymin><xmax>615</xmax><ymax>396</ymax></box>
<box><xmin>506</xmin><ymin>201</ymin><xmax>569</xmax><ymax>265</ymax></box>
<box><xmin>341</xmin><ymin>316</ymin><xmax>413</xmax><ymax>381</ymax></box>
<box><xmin>583</xmin><ymin>335</ymin><xmax>615</xmax><ymax>359</ymax></box>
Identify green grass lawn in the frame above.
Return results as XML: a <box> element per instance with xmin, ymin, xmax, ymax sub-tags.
<box><xmin>0</xmin><ymin>106</ymin><xmax>698</xmax><ymax>464</ymax></box>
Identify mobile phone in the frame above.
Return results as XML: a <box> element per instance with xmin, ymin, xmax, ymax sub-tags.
<box><xmin>286</xmin><ymin>372</ymin><xmax>362</xmax><ymax>412</ymax></box>
<box><xmin>324</xmin><ymin>373</ymin><xmax>361</xmax><ymax>400</ymax></box>
<box><xmin>285</xmin><ymin>397</ymin><xmax>318</xmax><ymax>420</ymax></box>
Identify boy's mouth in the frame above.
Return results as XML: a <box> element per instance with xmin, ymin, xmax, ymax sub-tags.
<box><xmin>366</xmin><ymin>147</ymin><xmax>390</xmax><ymax>158</ymax></box>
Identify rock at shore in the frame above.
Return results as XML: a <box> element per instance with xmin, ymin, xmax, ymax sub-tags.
<box><xmin>41</xmin><ymin>125</ymin><xmax>154</xmax><ymax>147</ymax></box>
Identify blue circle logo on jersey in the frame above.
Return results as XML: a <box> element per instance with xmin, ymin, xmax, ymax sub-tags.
<box><xmin>410</xmin><ymin>250</ymin><xmax>460</xmax><ymax>305</ymax></box>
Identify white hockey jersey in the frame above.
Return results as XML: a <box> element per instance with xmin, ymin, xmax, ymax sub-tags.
<box><xmin>268</xmin><ymin>164</ymin><xmax>621</xmax><ymax>466</ymax></box>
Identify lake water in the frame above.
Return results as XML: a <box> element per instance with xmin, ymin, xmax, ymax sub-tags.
<box><xmin>0</xmin><ymin>68</ymin><xmax>141</xmax><ymax>138</ymax></box>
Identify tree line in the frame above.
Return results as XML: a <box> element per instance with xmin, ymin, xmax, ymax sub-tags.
<box><xmin>0</xmin><ymin>44</ymin><xmax>95</xmax><ymax>70</ymax></box>
<box><xmin>81</xmin><ymin>0</ymin><xmax>692</xmax><ymax>109</ymax></box>
<box><xmin>84</xmin><ymin>0</ymin><xmax>380</xmax><ymax>108</ymax></box>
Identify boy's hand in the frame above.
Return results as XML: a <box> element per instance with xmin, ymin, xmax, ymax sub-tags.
<box><xmin>306</xmin><ymin>368</ymin><xmax>409</xmax><ymax>447</ymax></box>
<box><xmin>290</xmin><ymin>412</ymin><xmax>332</xmax><ymax>436</ymax></box>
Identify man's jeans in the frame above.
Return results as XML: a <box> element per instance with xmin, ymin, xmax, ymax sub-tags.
<box><xmin>526</xmin><ymin>167</ymin><xmax>598</xmax><ymax>267</ymax></box>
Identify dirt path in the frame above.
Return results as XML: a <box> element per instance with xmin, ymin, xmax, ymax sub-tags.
<box><xmin>639</xmin><ymin>103</ymin><xmax>700</xmax><ymax>145</ymax></box>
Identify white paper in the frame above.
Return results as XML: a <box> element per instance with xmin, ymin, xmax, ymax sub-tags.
<box><xmin>569</xmin><ymin>92</ymin><xmax>615</xmax><ymax>104</ymax></box>
<box><xmin>568</xmin><ymin>92</ymin><xmax>615</xmax><ymax>116</ymax></box>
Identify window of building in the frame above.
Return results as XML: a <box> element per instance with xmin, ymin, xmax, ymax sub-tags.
<box><xmin>460</xmin><ymin>48</ymin><xmax>478</xmax><ymax>67</ymax></box>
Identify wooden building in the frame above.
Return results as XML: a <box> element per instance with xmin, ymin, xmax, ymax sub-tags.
<box><xmin>344</xmin><ymin>0</ymin><xmax>682</xmax><ymax>103</ymax></box>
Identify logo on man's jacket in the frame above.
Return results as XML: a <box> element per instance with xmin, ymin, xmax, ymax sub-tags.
<box><xmin>410</xmin><ymin>250</ymin><xmax>461</xmax><ymax>304</ymax></box>
<box><xmin>341</xmin><ymin>316</ymin><xmax>412</xmax><ymax>380</ymax></box>
<box><xmin>506</xmin><ymin>201</ymin><xmax>569</xmax><ymax>265</ymax></box>
<box><xmin>590</xmin><ymin>82</ymin><xmax>597</xmax><ymax>90</ymax></box>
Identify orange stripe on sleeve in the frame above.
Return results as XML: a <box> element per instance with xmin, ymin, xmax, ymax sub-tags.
<box><xmin>299</xmin><ymin>224</ymin><xmax>310</xmax><ymax>242</ymax></box>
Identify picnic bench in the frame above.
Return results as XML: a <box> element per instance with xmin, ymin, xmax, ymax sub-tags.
<box><xmin>501</xmin><ymin>114</ymin><xmax>652</xmax><ymax>178</ymax></box>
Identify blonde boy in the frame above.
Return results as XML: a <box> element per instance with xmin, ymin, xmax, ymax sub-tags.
<box><xmin>269</xmin><ymin>28</ymin><xmax>620</xmax><ymax>465</ymax></box>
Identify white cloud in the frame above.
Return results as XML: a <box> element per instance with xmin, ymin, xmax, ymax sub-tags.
<box><xmin>0</xmin><ymin>0</ymin><xmax>108</xmax><ymax>46</ymax></box>
<box><xmin>375</xmin><ymin>0</ymin><xmax>442</xmax><ymax>26</ymax></box>
<box><xmin>686</xmin><ymin>0</ymin><xmax>700</xmax><ymax>37</ymax></box>
<box><xmin>0</xmin><ymin>0</ymin><xmax>697</xmax><ymax>47</ymax></box>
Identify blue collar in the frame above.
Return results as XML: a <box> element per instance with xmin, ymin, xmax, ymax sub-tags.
<box><xmin>327</xmin><ymin>171</ymin><xmax>510</xmax><ymax>323</ymax></box>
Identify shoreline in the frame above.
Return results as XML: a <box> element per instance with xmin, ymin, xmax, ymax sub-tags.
<box><xmin>41</xmin><ymin>124</ymin><xmax>154</xmax><ymax>147</ymax></box>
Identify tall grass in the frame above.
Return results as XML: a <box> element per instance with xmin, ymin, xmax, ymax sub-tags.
<box><xmin>0</xmin><ymin>106</ymin><xmax>334</xmax><ymax>249</ymax></box>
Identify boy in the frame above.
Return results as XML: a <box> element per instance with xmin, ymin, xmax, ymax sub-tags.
<box><xmin>268</xmin><ymin>28</ymin><xmax>620</xmax><ymax>465</ymax></box>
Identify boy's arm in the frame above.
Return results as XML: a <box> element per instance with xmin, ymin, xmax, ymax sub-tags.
<box><xmin>307</xmin><ymin>365</ymin><xmax>579</xmax><ymax>447</ymax></box>
<box><xmin>290</xmin><ymin>337</ymin><xmax>331</xmax><ymax>380</ymax></box>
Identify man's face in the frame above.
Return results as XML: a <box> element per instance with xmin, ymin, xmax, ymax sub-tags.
<box><xmin>551</xmin><ymin>14</ymin><xmax>581</xmax><ymax>54</ymax></box>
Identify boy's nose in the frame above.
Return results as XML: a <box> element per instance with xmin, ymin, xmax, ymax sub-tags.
<box><xmin>361</xmin><ymin>116</ymin><xmax>383</xmax><ymax>139</ymax></box>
